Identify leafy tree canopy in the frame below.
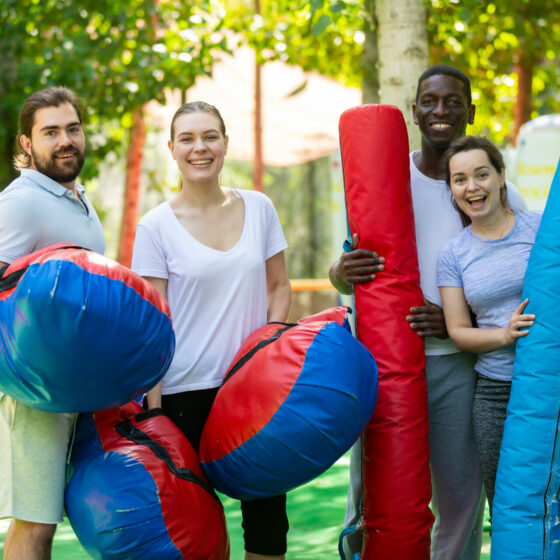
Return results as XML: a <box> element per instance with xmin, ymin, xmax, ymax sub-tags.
<box><xmin>220</xmin><ymin>0</ymin><xmax>365</xmax><ymax>87</ymax></box>
<box><xmin>427</xmin><ymin>0</ymin><xmax>560</xmax><ymax>143</ymax></box>
<box><xmin>295</xmin><ymin>0</ymin><xmax>560</xmax><ymax>145</ymax></box>
<box><xmin>0</xmin><ymin>0</ymin><xmax>225</xmax><ymax>185</ymax></box>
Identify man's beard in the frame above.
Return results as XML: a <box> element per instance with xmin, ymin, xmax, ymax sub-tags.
<box><xmin>31</xmin><ymin>146</ymin><xmax>85</xmax><ymax>184</ymax></box>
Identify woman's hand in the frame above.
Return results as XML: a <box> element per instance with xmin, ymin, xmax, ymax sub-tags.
<box><xmin>441</xmin><ymin>287</ymin><xmax>533</xmax><ymax>353</ymax></box>
<box><xmin>502</xmin><ymin>298</ymin><xmax>535</xmax><ymax>345</ymax></box>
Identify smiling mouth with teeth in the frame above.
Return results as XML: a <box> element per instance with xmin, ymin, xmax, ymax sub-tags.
<box><xmin>467</xmin><ymin>195</ymin><xmax>486</xmax><ymax>204</ymax></box>
<box><xmin>55</xmin><ymin>153</ymin><xmax>76</xmax><ymax>159</ymax></box>
<box><xmin>190</xmin><ymin>159</ymin><xmax>212</xmax><ymax>165</ymax></box>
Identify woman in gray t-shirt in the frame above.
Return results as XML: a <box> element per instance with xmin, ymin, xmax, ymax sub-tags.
<box><xmin>437</xmin><ymin>135</ymin><xmax>541</xmax><ymax>522</ymax></box>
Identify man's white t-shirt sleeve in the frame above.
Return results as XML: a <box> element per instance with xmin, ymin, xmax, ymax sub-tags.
<box><xmin>131</xmin><ymin>223</ymin><xmax>168</xmax><ymax>279</ymax></box>
<box><xmin>0</xmin><ymin>196</ymin><xmax>39</xmax><ymax>263</ymax></box>
<box><xmin>506</xmin><ymin>180</ymin><xmax>527</xmax><ymax>211</ymax></box>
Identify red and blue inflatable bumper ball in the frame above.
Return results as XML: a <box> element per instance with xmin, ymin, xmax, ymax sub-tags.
<box><xmin>0</xmin><ymin>243</ymin><xmax>175</xmax><ymax>412</ymax></box>
<box><xmin>65</xmin><ymin>402</ymin><xmax>230</xmax><ymax>560</ymax></box>
<box><xmin>199</xmin><ymin>306</ymin><xmax>378</xmax><ymax>500</ymax></box>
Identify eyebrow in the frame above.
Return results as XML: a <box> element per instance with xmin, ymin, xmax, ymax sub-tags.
<box><xmin>451</xmin><ymin>165</ymin><xmax>490</xmax><ymax>176</ymax></box>
<box><xmin>39</xmin><ymin>122</ymin><xmax>82</xmax><ymax>132</ymax></box>
<box><xmin>177</xmin><ymin>129</ymin><xmax>220</xmax><ymax>135</ymax></box>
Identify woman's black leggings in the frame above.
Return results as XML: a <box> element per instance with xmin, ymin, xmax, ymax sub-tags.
<box><xmin>161</xmin><ymin>388</ymin><xmax>289</xmax><ymax>555</ymax></box>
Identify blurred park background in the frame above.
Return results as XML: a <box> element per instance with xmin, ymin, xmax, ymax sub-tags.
<box><xmin>1</xmin><ymin>0</ymin><xmax>559</xmax><ymax>557</ymax></box>
<box><xmin>2</xmin><ymin>0</ymin><xmax>559</xmax><ymax>302</ymax></box>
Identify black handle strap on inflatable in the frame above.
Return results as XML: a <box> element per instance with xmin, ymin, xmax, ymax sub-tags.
<box><xmin>115</xmin><ymin>414</ymin><xmax>221</xmax><ymax>504</ymax></box>
<box><xmin>0</xmin><ymin>268</ymin><xmax>26</xmax><ymax>293</ymax></box>
<box><xmin>221</xmin><ymin>323</ymin><xmax>296</xmax><ymax>386</ymax></box>
<box><xmin>0</xmin><ymin>244</ymin><xmax>87</xmax><ymax>294</ymax></box>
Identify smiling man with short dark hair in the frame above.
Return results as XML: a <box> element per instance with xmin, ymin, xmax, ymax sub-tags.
<box><xmin>0</xmin><ymin>87</ymin><xmax>105</xmax><ymax>560</ymax></box>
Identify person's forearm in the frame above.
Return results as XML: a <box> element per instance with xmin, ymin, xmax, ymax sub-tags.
<box><xmin>329</xmin><ymin>258</ymin><xmax>354</xmax><ymax>295</ymax></box>
<box><xmin>448</xmin><ymin>326</ymin><xmax>512</xmax><ymax>353</ymax></box>
<box><xmin>267</xmin><ymin>283</ymin><xmax>292</xmax><ymax>323</ymax></box>
<box><xmin>146</xmin><ymin>382</ymin><xmax>163</xmax><ymax>409</ymax></box>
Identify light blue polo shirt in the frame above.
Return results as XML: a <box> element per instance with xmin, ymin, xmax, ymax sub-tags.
<box><xmin>0</xmin><ymin>168</ymin><xmax>106</xmax><ymax>263</ymax></box>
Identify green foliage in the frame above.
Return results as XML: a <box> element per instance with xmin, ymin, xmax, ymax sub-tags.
<box><xmin>296</xmin><ymin>0</ymin><xmax>560</xmax><ymax>146</ymax></box>
<box><xmin>0</xmin><ymin>0</ymin><xmax>225</xmax><ymax>186</ymax></box>
<box><xmin>220</xmin><ymin>0</ymin><xmax>365</xmax><ymax>87</ymax></box>
<box><xmin>426</xmin><ymin>0</ymin><xmax>560</xmax><ymax>144</ymax></box>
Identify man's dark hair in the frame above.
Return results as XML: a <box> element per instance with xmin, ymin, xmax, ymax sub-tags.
<box><xmin>13</xmin><ymin>87</ymin><xmax>84</xmax><ymax>170</ymax></box>
<box><xmin>416</xmin><ymin>64</ymin><xmax>472</xmax><ymax>105</ymax></box>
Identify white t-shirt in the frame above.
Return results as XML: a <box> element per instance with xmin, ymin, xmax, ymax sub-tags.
<box><xmin>131</xmin><ymin>188</ymin><xmax>288</xmax><ymax>394</ymax></box>
<box><xmin>410</xmin><ymin>152</ymin><xmax>527</xmax><ymax>355</ymax></box>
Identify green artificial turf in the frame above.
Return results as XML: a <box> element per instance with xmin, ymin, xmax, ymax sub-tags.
<box><xmin>0</xmin><ymin>455</ymin><xmax>491</xmax><ymax>558</ymax></box>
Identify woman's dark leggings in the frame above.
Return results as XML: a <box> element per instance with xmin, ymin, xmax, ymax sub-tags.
<box><xmin>161</xmin><ymin>388</ymin><xmax>289</xmax><ymax>555</ymax></box>
<box><xmin>471</xmin><ymin>373</ymin><xmax>512</xmax><ymax>521</ymax></box>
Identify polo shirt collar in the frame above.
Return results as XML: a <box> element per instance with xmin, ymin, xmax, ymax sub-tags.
<box><xmin>20</xmin><ymin>168</ymin><xmax>85</xmax><ymax>197</ymax></box>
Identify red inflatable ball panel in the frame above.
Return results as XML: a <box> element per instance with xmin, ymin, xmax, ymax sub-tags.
<box><xmin>66</xmin><ymin>402</ymin><xmax>229</xmax><ymax>559</ymax></box>
<box><xmin>0</xmin><ymin>243</ymin><xmax>170</xmax><ymax>314</ymax></box>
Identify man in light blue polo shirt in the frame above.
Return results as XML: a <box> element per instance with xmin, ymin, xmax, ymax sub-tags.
<box><xmin>0</xmin><ymin>87</ymin><xmax>105</xmax><ymax>559</ymax></box>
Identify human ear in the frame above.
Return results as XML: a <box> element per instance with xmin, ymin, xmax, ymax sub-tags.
<box><xmin>468</xmin><ymin>104</ymin><xmax>476</xmax><ymax>125</ymax></box>
<box><xmin>167</xmin><ymin>139</ymin><xmax>177</xmax><ymax>161</ymax></box>
<box><xmin>20</xmin><ymin>135</ymin><xmax>31</xmax><ymax>155</ymax></box>
<box><xmin>412</xmin><ymin>104</ymin><xmax>419</xmax><ymax>125</ymax></box>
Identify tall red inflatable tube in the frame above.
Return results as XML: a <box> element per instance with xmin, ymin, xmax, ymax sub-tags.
<box><xmin>339</xmin><ymin>105</ymin><xmax>433</xmax><ymax>558</ymax></box>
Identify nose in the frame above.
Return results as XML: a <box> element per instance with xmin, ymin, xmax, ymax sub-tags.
<box><xmin>432</xmin><ymin>98</ymin><xmax>447</xmax><ymax>117</ymax></box>
<box><xmin>193</xmin><ymin>137</ymin><xmax>207</xmax><ymax>151</ymax></box>
<box><xmin>466</xmin><ymin>177</ymin><xmax>477</xmax><ymax>191</ymax></box>
<box><xmin>58</xmin><ymin>130</ymin><xmax>73</xmax><ymax>146</ymax></box>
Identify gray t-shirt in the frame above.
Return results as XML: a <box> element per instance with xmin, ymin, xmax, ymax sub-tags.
<box><xmin>437</xmin><ymin>210</ymin><xmax>541</xmax><ymax>381</ymax></box>
<box><xmin>0</xmin><ymin>168</ymin><xmax>105</xmax><ymax>263</ymax></box>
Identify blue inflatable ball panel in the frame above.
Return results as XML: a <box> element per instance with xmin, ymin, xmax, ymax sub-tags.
<box><xmin>200</xmin><ymin>307</ymin><xmax>378</xmax><ymax>500</ymax></box>
<box><xmin>0</xmin><ymin>246</ymin><xmax>175</xmax><ymax>412</ymax></box>
<box><xmin>65</xmin><ymin>403</ymin><xmax>230</xmax><ymax>559</ymax></box>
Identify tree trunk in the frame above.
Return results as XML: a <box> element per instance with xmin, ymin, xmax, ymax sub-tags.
<box><xmin>117</xmin><ymin>109</ymin><xmax>146</xmax><ymax>267</ymax></box>
<box><xmin>513</xmin><ymin>48</ymin><xmax>533</xmax><ymax>145</ymax></box>
<box><xmin>252</xmin><ymin>0</ymin><xmax>265</xmax><ymax>192</ymax></box>
<box><xmin>253</xmin><ymin>54</ymin><xmax>265</xmax><ymax>192</ymax></box>
<box><xmin>361</xmin><ymin>0</ymin><xmax>379</xmax><ymax>104</ymax></box>
<box><xmin>374</xmin><ymin>0</ymin><xmax>429</xmax><ymax>150</ymax></box>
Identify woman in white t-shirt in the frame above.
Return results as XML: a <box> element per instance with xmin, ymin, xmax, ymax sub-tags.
<box><xmin>437</xmin><ymin>135</ymin><xmax>540</xmax><ymax>523</ymax></box>
<box><xmin>132</xmin><ymin>101</ymin><xmax>291</xmax><ymax>560</ymax></box>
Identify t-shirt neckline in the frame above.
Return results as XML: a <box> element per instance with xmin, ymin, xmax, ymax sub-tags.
<box><xmin>164</xmin><ymin>188</ymin><xmax>248</xmax><ymax>254</ymax></box>
<box><xmin>468</xmin><ymin>211</ymin><xmax>518</xmax><ymax>243</ymax></box>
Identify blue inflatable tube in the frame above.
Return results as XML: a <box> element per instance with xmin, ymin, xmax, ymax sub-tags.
<box><xmin>492</xmin><ymin>160</ymin><xmax>560</xmax><ymax>559</ymax></box>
